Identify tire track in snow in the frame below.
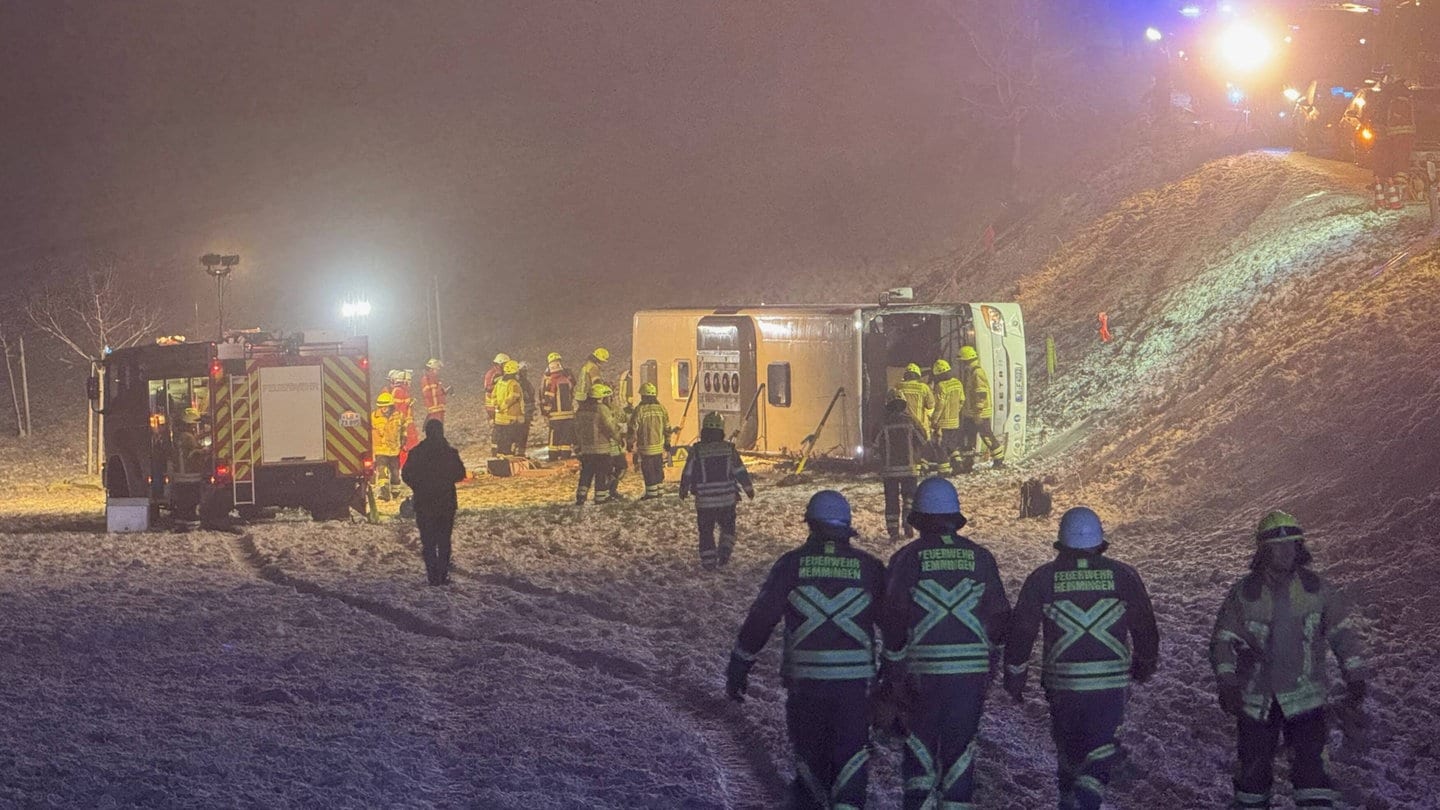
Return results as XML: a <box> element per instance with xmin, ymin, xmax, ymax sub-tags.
<box><xmin>231</xmin><ymin>532</ymin><xmax>788</xmax><ymax>809</ymax></box>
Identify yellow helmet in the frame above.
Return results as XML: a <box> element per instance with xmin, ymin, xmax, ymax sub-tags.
<box><xmin>593</xmin><ymin>347</ymin><xmax>610</xmax><ymax>363</ymax></box>
<box><xmin>547</xmin><ymin>352</ymin><xmax>563</xmax><ymax>364</ymax></box>
<box><xmin>1256</xmin><ymin>510</ymin><xmax>1304</xmax><ymax>545</ymax></box>
<box><xmin>181</xmin><ymin>407</ymin><xmax>202</xmax><ymax>424</ymax></box>
<box><xmin>590</xmin><ymin>383</ymin><xmax>612</xmax><ymax>399</ymax></box>
<box><xmin>640</xmin><ymin>382</ymin><xmax>658</xmax><ymax>397</ymax></box>
<box><xmin>493</xmin><ymin>353</ymin><xmax>510</xmax><ymax>364</ymax></box>
<box><xmin>958</xmin><ymin>346</ymin><xmax>979</xmax><ymax>362</ymax></box>
<box><xmin>426</xmin><ymin>358</ymin><xmax>442</xmax><ymax>370</ymax></box>
<box><xmin>375</xmin><ymin>392</ymin><xmax>394</xmax><ymax>407</ymax></box>
<box><xmin>932</xmin><ymin>359</ymin><xmax>952</xmax><ymax>375</ymax></box>
<box><xmin>503</xmin><ymin>360</ymin><xmax>519</xmax><ymax>374</ymax></box>
<box><xmin>905</xmin><ymin>362</ymin><xmax>922</xmax><ymax>376</ymax></box>
<box><xmin>703</xmin><ymin>412</ymin><xmax>725</xmax><ymax>430</ymax></box>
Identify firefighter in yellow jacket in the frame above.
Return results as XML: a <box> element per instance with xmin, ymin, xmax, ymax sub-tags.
<box><xmin>1210</xmin><ymin>510</ymin><xmax>1369</xmax><ymax>810</ymax></box>
<box><xmin>895</xmin><ymin>362</ymin><xmax>935</xmax><ymax>439</ymax></box>
<box><xmin>371</xmin><ymin>391</ymin><xmax>405</xmax><ymax>500</ymax></box>
<box><xmin>957</xmin><ymin>346</ymin><xmax>1004</xmax><ymax>472</ymax></box>
<box><xmin>628</xmin><ymin>383</ymin><xmax>671</xmax><ymax>499</ymax></box>
<box><xmin>575</xmin><ymin>347</ymin><xmax>609</xmax><ymax>403</ymax></box>
<box><xmin>491</xmin><ymin>360</ymin><xmax>525</xmax><ymax>455</ymax></box>
<box><xmin>931</xmin><ymin>359</ymin><xmax>966</xmax><ymax>474</ymax></box>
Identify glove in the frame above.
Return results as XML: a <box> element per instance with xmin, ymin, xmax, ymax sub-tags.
<box><xmin>725</xmin><ymin>654</ymin><xmax>752</xmax><ymax>702</ymax></box>
<box><xmin>1218</xmin><ymin>682</ymin><xmax>1245</xmax><ymax>717</ymax></box>
<box><xmin>744</xmin><ymin>487</ymin><xmax>755</xmax><ymax>500</ymax></box>
<box><xmin>1346</xmin><ymin>680</ymin><xmax>1367</xmax><ymax>706</ymax></box>
<box><xmin>1131</xmin><ymin>658</ymin><xmax>1157</xmax><ymax>685</ymax></box>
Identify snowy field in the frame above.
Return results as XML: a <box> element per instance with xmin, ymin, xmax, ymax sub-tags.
<box><xmin>5</xmin><ymin>152</ymin><xmax>1440</xmax><ymax>808</ymax></box>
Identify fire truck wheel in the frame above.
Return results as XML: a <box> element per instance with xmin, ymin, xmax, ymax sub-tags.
<box><xmin>199</xmin><ymin>490</ymin><xmax>233</xmax><ymax>526</ymax></box>
<box><xmin>308</xmin><ymin>502</ymin><xmax>352</xmax><ymax>522</ymax></box>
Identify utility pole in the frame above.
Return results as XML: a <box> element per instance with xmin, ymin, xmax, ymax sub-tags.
<box><xmin>432</xmin><ymin>275</ymin><xmax>444</xmax><ymax>363</ymax></box>
<box><xmin>19</xmin><ymin>336</ymin><xmax>30</xmax><ymax>437</ymax></box>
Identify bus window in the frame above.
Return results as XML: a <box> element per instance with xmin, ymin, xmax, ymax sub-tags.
<box><xmin>674</xmin><ymin>360</ymin><xmax>692</xmax><ymax>400</ymax></box>
<box><xmin>767</xmin><ymin>362</ymin><xmax>791</xmax><ymax>407</ymax></box>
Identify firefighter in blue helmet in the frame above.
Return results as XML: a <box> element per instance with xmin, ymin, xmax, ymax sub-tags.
<box><xmin>1210</xmin><ymin>510</ymin><xmax>1369</xmax><ymax>810</ymax></box>
<box><xmin>877</xmin><ymin>477</ymin><xmax>1010</xmax><ymax>809</ymax></box>
<box><xmin>679</xmin><ymin>412</ymin><xmax>754</xmax><ymax>569</ymax></box>
<box><xmin>727</xmin><ymin>490</ymin><xmax>886</xmax><ymax>810</ymax></box>
<box><xmin>1005</xmin><ymin>507</ymin><xmax>1160</xmax><ymax>810</ymax></box>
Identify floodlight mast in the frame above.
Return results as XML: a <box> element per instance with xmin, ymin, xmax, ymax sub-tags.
<box><xmin>201</xmin><ymin>253</ymin><xmax>240</xmax><ymax>340</ymax></box>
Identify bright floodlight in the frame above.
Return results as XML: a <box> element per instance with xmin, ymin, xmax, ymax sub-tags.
<box><xmin>354</xmin><ymin>301</ymin><xmax>371</xmax><ymax>317</ymax></box>
<box><xmin>1145</xmin><ymin>27</ymin><xmax>1163</xmax><ymax>42</ymax></box>
<box><xmin>1219</xmin><ymin>22</ymin><xmax>1273</xmax><ymax>74</ymax></box>
<box><xmin>1180</xmin><ymin>5</ymin><xmax>1202</xmax><ymax>17</ymax></box>
<box><xmin>1283</xmin><ymin>87</ymin><xmax>1301</xmax><ymax>102</ymax></box>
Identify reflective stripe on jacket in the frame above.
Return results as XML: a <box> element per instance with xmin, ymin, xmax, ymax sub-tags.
<box><xmin>371</xmin><ymin>408</ymin><xmax>404</xmax><ymax>456</ymax></box>
<box><xmin>881</xmin><ymin>532</ymin><xmax>1009</xmax><ymax>676</ymax></box>
<box><xmin>543</xmin><ymin>369</ymin><xmax>576</xmax><ymax>419</ymax></box>
<box><xmin>1210</xmin><ymin>570</ymin><xmax>1368</xmax><ymax>722</ymax></box>
<box><xmin>629</xmin><ymin>402</ymin><xmax>671</xmax><ymax>455</ymax></box>
<box><xmin>960</xmin><ymin>361</ymin><xmax>992</xmax><ymax>419</ymax></box>
<box><xmin>492</xmin><ymin>377</ymin><xmax>524</xmax><ymax>425</ymax></box>
<box><xmin>896</xmin><ymin>379</ymin><xmax>935</xmax><ymax>436</ymax></box>
<box><xmin>933</xmin><ymin>377</ymin><xmax>964</xmax><ymax>430</ymax></box>
<box><xmin>872</xmin><ymin>415</ymin><xmax>926</xmax><ymax>479</ymax></box>
<box><xmin>679</xmin><ymin>440</ymin><xmax>753</xmax><ymax>509</ymax></box>
<box><xmin>576</xmin><ymin>360</ymin><xmax>602</xmax><ymax>402</ymax></box>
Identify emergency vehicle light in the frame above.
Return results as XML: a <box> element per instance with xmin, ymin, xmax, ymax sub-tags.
<box><xmin>359</xmin><ymin>356</ymin><xmax>369</xmax><ymax>370</ymax></box>
<box><xmin>210</xmin><ymin>359</ymin><xmax>223</xmax><ymax>378</ymax></box>
<box><xmin>215</xmin><ymin>464</ymin><xmax>230</xmax><ymax>479</ymax></box>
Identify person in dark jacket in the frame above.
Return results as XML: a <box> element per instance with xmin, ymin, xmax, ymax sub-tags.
<box><xmin>401</xmin><ymin>419</ymin><xmax>467</xmax><ymax>586</ymax></box>
<box><xmin>878</xmin><ymin>477</ymin><xmax>1009</xmax><ymax>809</ymax></box>
<box><xmin>680</xmin><ymin>412</ymin><xmax>755</xmax><ymax>569</ymax></box>
<box><xmin>873</xmin><ymin>392</ymin><xmax>927</xmax><ymax>540</ymax></box>
<box><xmin>1005</xmin><ymin>506</ymin><xmax>1159</xmax><ymax>810</ymax></box>
<box><xmin>726</xmin><ymin>490</ymin><xmax>885</xmax><ymax>810</ymax></box>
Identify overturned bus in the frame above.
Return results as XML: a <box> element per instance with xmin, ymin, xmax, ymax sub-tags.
<box><xmin>630</xmin><ymin>301</ymin><xmax>1026</xmax><ymax>464</ymax></box>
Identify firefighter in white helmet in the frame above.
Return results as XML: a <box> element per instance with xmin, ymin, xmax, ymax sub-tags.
<box><xmin>542</xmin><ymin>352</ymin><xmax>577</xmax><ymax>461</ymax></box>
<box><xmin>484</xmin><ymin>353</ymin><xmax>510</xmax><ymax>422</ymax></box>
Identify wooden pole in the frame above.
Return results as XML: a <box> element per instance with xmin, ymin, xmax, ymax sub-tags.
<box><xmin>2</xmin><ymin>337</ymin><xmax>21</xmax><ymax>436</ymax></box>
<box><xmin>433</xmin><ymin>276</ymin><xmax>444</xmax><ymax>364</ymax></box>
<box><xmin>19</xmin><ymin>335</ymin><xmax>31</xmax><ymax>436</ymax></box>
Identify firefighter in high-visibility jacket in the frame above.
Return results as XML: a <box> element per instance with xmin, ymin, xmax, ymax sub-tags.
<box><xmin>420</xmin><ymin>358</ymin><xmax>449</xmax><ymax>423</ymax></box>
<box><xmin>931</xmin><ymin>359</ymin><xmax>966</xmax><ymax>475</ymax></box>
<box><xmin>726</xmin><ymin>491</ymin><xmax>885</xmax><ymax>810</ymax></box>
<box><xmin>491</xmin><ymin>360</ymin><xmax>525</xmax><ymax>455</ymax></box>
<box><xmin>873</xmin><ymin>391</ymin><xmax>927</xmax><ymax>540</ymax></box>
<box><xmin>575</xmin><ymin>347</ymin><xmax>609</xmax><ymax>403</ymax></box>
<box><xmin>628</xmin><ymin>382</ymin><xmax>671</xmax><ymax>499</ymax></box>
<box><xmin>878</xmin><ymin>477</ymin><xmax>1009</xmax><ymax>810</ymax></box>
<box><xmin>1005</xmin><ymin>507</ymin><xmax>1160</xmax><ymax>810</ymax></box>
<box><xmin>679</xmin><ymin>412</ymin><xmax>754</xmax><ymax>569</ymax></box>
<box><xmin>371</xmin><ymin>392</ymin><xmax>405</xmax><ymax>500</ymax></box>
<box><xmin>1209</xmin><ymin>510</ymin><xmax>1369</xmax><ymax>810</ymax></box>
<box><xmin>572</xmin><ymin>384</ymin><xmax>620</xmax><ymax>504</ymax></box>
<box><xmin>957</xmin><ymin>346</ymin><xmax>1005</xmax><ymax>471</ymax></box>
<box><xmin>541</xmin><ymin>352</ymin><xmax>577</xmax><ymax>460</ymax></box>
<box><xmin>895</xmin><ymin>363</ymin><xmax>935</xmax><ymax>439</ymax></box>
<box><xmin>483</xmin><ymin>353</ymin><xmax>509</xmax><ymax>422</ymax></box>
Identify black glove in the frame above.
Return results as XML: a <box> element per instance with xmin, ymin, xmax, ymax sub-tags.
<box><xmin>1346</xmin><ymin>680</ymin><xmax>1367</xmax><ymax>706</ymax></box>
<box><xmin>725</xmin><ymin>654</ymin><xmax>752</xmax><ymax>702</ymax></box>
<box><xmin>1218</xmin><ymin>683</ymin><xmax>1245</xmax><ymax>717</ymax></box>
<box><xmin>1131</xmin><ymin>658</ymin><xmax>1157</xmax><ymax>685</ymax></box>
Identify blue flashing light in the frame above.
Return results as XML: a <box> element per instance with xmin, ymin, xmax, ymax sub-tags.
<box><xmin>1180</xmin><ymin>5</ymin><xmax>1202</xmax><ymax>17</ymax></box>
<box><xmin>1331</xmin><ymin>86</ymin><xmax>1347</xmax><ymax>96</ymax></box>
<box><xmin>1228</xmin><ymin>87</ymin><xmax>1246</xmax><ymax>104</ymax></box>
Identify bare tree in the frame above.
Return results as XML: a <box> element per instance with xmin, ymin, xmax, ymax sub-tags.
<box><xmin>27</xmin><ymin>263</ymin><xmax>161</xmax><ymax>364</ymax></box>
<box><xmin>0</xmin><ymin>322</ymin><xmax>25</xmax><ymax>436</ymax></box>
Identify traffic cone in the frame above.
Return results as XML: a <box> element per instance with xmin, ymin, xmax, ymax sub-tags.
<box><xmin>1387</xmin><ymin>181</ymin><xmax>1403</xmax><ymax>210</ymax></box>
<box><xmin>1373</xmin><ymin>182</ymin><xmax>1387</xmax><ymax>210</ymax></box>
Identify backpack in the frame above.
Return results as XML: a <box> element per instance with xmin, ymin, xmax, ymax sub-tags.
<box><xmin>1019</xmin><ymin>477</ymin><xmax>1052</xmax><ymax>519</ymax></box>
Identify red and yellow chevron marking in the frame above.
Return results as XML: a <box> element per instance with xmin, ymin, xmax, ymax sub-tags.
<box><xmin>323</xmin><ymin>356</ymin><xmax>370</xmax><ymax>476</ymax></box>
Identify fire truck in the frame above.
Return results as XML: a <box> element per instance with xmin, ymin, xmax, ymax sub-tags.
<box><xmin>91</xmin><ymin>331</ymin><xmax>374</xmax><ymax>523</ymax></box>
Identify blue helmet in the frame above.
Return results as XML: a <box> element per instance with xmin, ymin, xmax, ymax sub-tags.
<box><xmin>913</xmin><ymin>477</ymin><xmax>961</xmax><ymax>515</ymax></box>
<box><xmin>1058</xmin><ymin>507</ymin><xmax>1104</xmax><ymax>550</ymax></box>
<box><xmin>805</xmin><ymin>490</ymin><xmax>852</xmax><ymax>529</ymax></box>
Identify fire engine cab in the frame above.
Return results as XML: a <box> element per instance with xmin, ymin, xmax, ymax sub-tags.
<box><xmin>92</xmin><ymin>331</ymin><xmax>373</xmax><ymax>523</ymax></box>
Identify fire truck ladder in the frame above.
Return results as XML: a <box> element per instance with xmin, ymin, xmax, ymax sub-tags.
<box><xmin>230</xmin><ymin>375</ymin><xmax>259</xmax><ymax>506</ymax></box>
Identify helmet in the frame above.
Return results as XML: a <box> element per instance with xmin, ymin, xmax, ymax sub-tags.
<box><xmin>912</xmin><ymin>477</ymin><xmax>961</xmax><ymax>515</ymax></box>
<box><xmin>503</xmin><ymin>360</ymin><xmax>519</xmax><ymax>374</ymax></box>
<box><xmin>804</xmin><ymin>490</ymin><xmax>852</xmax><ymax>528</ymax></box>
<box><xmin>932</xmin><ymin>359</ymin><xmax>951</xmax><ymax>375</ymax></box>
<box><xmin>593</xmin><ymin>347</ymin><xmax>611</xmax><ymax>363</ymax></box>
<box><xmin>493</xmin><ymin>353</ymin><xmax>510</xmax><ymax>364</ymax></box>
<box><xmin>703</xmin><ymin>412</ymin><xmax>725</xmax><ymax>430</ymax></box>
<box><xmin>590</xmin><ymin>383</ymin><xmax>612</xmax><ymax>399</ymax></box>
<box><xmin>547</xmin><ymin>352</ymin><xmax>562</xmax><ymax>364</ymax></box>
<box><xmin>958</xmin><ymin>346</ymin><xmax>979</xmax><ymax>362</ymax></box>
<box><xmin>640</xmin><ymin>382</ymin><xmax>658</xmax><ymax>397</ymax></box>
<box><xmin>1058</xmin><ymin>507</ymin><xmax>1104</xmax><ymax>550</ymax></box>
<box><xmin>426</xmin><ymin>358</ymin><xmax>442</xmax><ymax>370</ymax></box>
<box><xmin>1256</xmin><ymin>510</ymin><xmax>1304</xmax><ymax>544</ymax></box>
<box><xmin>181</xmin><ymin>407</ymin><xmax>202</xmax><ymax>424</ymax></box>
<box><xmin>375</xmin><ymin>392</ymin><xmax>394</xmax><ymax>407</ymax></box>
<box><xmin>905</xmin><ymin>362</ymin><xmax>922</xmax><ymax>376</ymax></box>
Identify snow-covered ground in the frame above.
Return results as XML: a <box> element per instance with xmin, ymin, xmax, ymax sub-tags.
<box><xmin>5</xmin><ymin>151</ymin><xmax>1440</xmax><ymax>808</ymax></box>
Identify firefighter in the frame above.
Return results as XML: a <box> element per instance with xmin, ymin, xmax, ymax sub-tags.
<box><xmin>1005</xmin><ymin>507</ymin><xmax>1160</xmax><ymax>810</ymax></box>
<box><xmin>601</xmin><ymin>388</ymin><xmax>629</xmax><ymax>501</ymax></box>
<box><xmin>575</xmin><ymin>347</ymin><xmax>609</xmax><ymax>403</ymax></box>
<box><xmin>957</xmin><ymin>346</ymin><xmax>1004</xmax><ymax>471</ymax></box>
<box><xmin>388</xmin><ymin>371</ymin><xmax>419</xmax><ymax>467</ymax></box>
<box><xmin>572</xmin><ymin>383</ymin><xmax>619</xmax><ymax>504</ymax></box>
<box><xmin>173</xmin><ymin>407</ymin><xmax>208</xmax><ymax>476</ymax></box>
<box><xmin>420</xmin><ymin>359</ymin><xmax>449</xmax><ymax>423</ymax></box>
<box><xmin>896</xmin><ymin>362</ymin><xmax>935</xmax><ymax>438</ymax></box>
<box><xmin>931</xmin><ymin>359</ymin><xmax>966</xmax><ymax>475</ymax></box>
<box><xmin>726</xmin><ymin>490</ymin><xmax>885</xmax><ymax>810</ymax></box>
<box><xmin>1210</xmin><ymin>510</ymin><xmax>1369</xmax><ymax>810</ymax></box>
<box><xmin>628</xmin><ymin>382</ymin><xmax>670</xmax><ymax>499</ymax></box>
<box><xmin>542</xmin><ymin>352</ymin><xmax>577</xmax><ymax>461</ymax></box>
<box><xmin>517</xmin><ymin>360</ymin><xmax>538</xmax><ymax>456</ymax></box>
<box><xmin>679</xmin><ymin>412</ymin><xmax>754</xmax><ymax>569</ymax></box>
<box><xmin>401</xmin><ymin>419</ymin><xmax>466</xmax><ymax>586</ymax></box>
<box><xmin>1374</xmin><ymin>80</ymin><xmax>1416</xmax><ymax>211</ymax></box>
<box><xmin>873</xmin><ymin>391</ymin><xmax>927</xmax><ymax>540</ymax></box>
<box><xmin>484</xmin><ymin>353</ymin><xmax>509</xmax><ymax>422</ymax></box>
<box><xmin>371</xmin><ymin>391</ymin><xmax>405</xmax><ymax>500</ymax></box>
<box><xmin>491</xmin><ymin>360</ymin><xmax>524</xmax><ymax>456</ymax></box>
<box><xmin>878</xmin><ymin>477</ymin><xmax>1009</xmax><ymax>810</ymax></box>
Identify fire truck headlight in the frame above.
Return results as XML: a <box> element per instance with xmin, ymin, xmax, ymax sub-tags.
<box><xmin>1218</xmin><ymin>22</ymin><xmax>1273</xmax><ymax>74</ymax></box>
<box><xmin>201</xmin><ymin>436</ymin><xmax>213</xmax><ymax>448</ymax></box>
<box><xmin>1361</xmin><ymin>128</ymin><xmax>1373</xmax><ymax>141</ymax></box>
